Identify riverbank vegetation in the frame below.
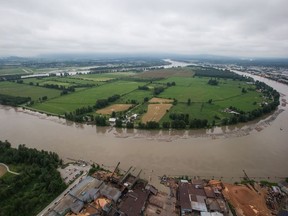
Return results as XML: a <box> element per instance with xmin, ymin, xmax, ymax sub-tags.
<box><xmin>0</xmin><ymin>140</ymin><xmax>66</xmax><ymax>216</ymax></box>
<box><xmin>0</xmin><ymin>66</ymin><xmax>280</xmax><ymax>129</ymax></box>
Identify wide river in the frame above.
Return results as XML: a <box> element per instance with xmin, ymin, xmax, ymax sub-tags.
<box><xmin>0</xmin><ymin>66</ymin><xmax>288</xmax><ymax>186</ymax></box>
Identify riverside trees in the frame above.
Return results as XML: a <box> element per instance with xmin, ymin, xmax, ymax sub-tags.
<box><xmin>0</xmin><ymin>140</ymin><xmax>66</xmax><ymax>216</ymax></box>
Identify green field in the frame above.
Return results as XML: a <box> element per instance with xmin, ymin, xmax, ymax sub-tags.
<box><xmin>0</xmin><ymin>67</ymin><xmax>34</xmax><ymax>76</ymax></box>
<box><xmin>117</xmin><ymin>90</ymin><xmax>153</xmax><ymax>104</ymax></box>
<box><xmin>0</xmin><ymin>67</ymin><xmax>276</xmax><ymax>128</ymax></box>
<box><xmin>0</xmin><ymin>81</ymin><xmax>61</xmax><ymax>101</ymax></box>
<box><xmin>158</xmin><ymin>77</ymin><xmax>256</xmax><ymax>102</ymax></box>
<box><xmin>32</xmin><ymin>80</ymin><xmax>140</xmax><ymax>114</ymax></box>
<box><xmin>74</xmin><ymin>72</ymin><xmax>136</xmax><ymax>82</ymax></box>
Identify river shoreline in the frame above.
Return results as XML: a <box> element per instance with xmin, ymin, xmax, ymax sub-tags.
<box><xmin>1</xmin><ymin>65</ymin><xmax>288</xmax><ymax>186</ymax></box>
<box><xmin>3</xmin><ymin>101</ymin><xmax>285</xmax><ymax>142</ymax></box>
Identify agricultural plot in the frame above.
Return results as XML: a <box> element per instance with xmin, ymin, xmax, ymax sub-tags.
<box><xmin>32</xmin><ymin>81</ymin><xmax>140</xmax><ymax>114</ymax></box>
<box><xmin>0</xmin><ymin>67</ymin><xmax>34</xmax><ymax>76</ymax></box>
<box><xmin>0</xmin><ymin>81</ymin><xmax>61</xmax><ymax>101</ymax></box>
<box><xmin>149</xmin><ymin>97</ymin><xmax>173</xmax><ymax>103</ymax></box>
<box><xmin>158</xmin><ymin>77</ymin><xmax>257</xmax><ymax>102</ymax></box>
<box><xmin>22</xmin><ymin>78</ymin><xmax>73</xmax><ymax>87</ymax></box>
<box><xmin>0</xmin><ymin>67</ymin><xmax>274</xmax><ymax>128</ymax></box>
<box><xmin>135</xmin><ymin>67</ymin><xmax>194</xmax><ymax>79</ymax></box>
<box><xmin>54</xmin><ymin>77</ymin><xmax>100</xmax><ymax>85</ymax></box>
<box><xmin>77</xmin><ymin>72</ymin><xmax>136</xmax><ymax>82</ymax></box>
<box><xmin>160</xmin><ymin>103</ymin><xmax>231</xmax><ymax>123</ymax></box>
<box><xmin>96</xmin><ymin>104</ymin><xmax>133</xmax><ymax>115</ymax></box>
<box><xmin>142</xmin><ymin>104</ymin><xmax>173</xmax><ymax>123</ymax></box>
<box><xmin>117</xmin><ymin>89</ymin><xmax>153</xmax><ymax>104</ymax></box>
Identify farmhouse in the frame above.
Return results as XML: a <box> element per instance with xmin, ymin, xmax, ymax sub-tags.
<box><xmin>108</xmin><ymin>118</ymin><xmax>116</xmax><ymax>124</ymax></box>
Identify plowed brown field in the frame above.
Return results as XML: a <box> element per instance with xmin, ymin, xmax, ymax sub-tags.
<box><xmin>142</xmin><ymin>104</ymin><xmax>173</xmax><ymax>123</ymax></box>
<box><xmin>96</xmin><ymin>104</ymin><xmax>132</xmax><ymax>115</ymax></box>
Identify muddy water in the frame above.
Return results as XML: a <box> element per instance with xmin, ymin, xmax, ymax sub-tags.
<box><xmin>0</xmin><ymin>73</ymin><xmax>288</xmax><ymax>186</ymax></box>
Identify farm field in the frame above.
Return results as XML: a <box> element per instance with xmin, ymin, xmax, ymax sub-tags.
<box><xmin>142</xmin><ymin>103</ymin><xmax>173</xmax><ymax>123</ymax></box>
<box><xmin>0</xmin><ymin>67</ymin><xmax>275</xmax><ymax>128</ymax></box>
<box><xmin>158</xmin><ymin>77</ymin><xmax>255</xmax><ymax>102</ymax></box>
<box><xmin>0</xmin><ymin>81</ymin><xmax>61</xmax><ymax>101</ymax></box>
<box><xmin>76</xmin><ymin>72</ymin><xmax>136</xmax><ymax>81</ymax></box>
<box><xmin>117</xmin><ymin>89</ymin><xmax>153</xmax><ymax>104</ymax></box>
<box><xmin>0</xmin><ymin>67</ymin><xmax>34</xmax><ymax>76</ymax></box>
<box><xmin>96</xmin><ymin>104</ymin><xmax>133</xmax><ymax>115</ymax></box>
<box><xmin>32</xmin><ymin>80</ymin><xmax>140</xmax><ymax>114</ymax></box>
<box><xmin>149</xmin><ymin>97</ymin><xmax>173</xmax><ymax>103</ymax></box>
<box><xmin>160</xmin><ymin>102</ymin><xmax>231</xmax><ymax>123</ymax></box>
<box><xmin>135</xmin><ymin>67</ymin><xmax>194</xmax><ymax>78</ymax></box>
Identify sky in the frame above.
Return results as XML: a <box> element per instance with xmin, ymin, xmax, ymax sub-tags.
<box><xmin>0</xmin><ymin>0</ymin><xmax>288</xmax><ymax>58</ymax></box>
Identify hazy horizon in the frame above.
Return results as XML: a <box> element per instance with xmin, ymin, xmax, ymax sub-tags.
<box><xmin>1</xmin><ymin>0</ymin><xmax>288</xmax><ymax>58</ymax></box>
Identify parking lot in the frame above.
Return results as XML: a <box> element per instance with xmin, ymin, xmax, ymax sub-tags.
<box><xmin>58</xmin><ymin>163</ymin><xmax>90</xmax><ymax>184</ymax></box>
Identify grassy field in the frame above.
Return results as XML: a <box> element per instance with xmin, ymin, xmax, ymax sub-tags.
<box><xmin>96</xmin><ymin>104</ymin><xmax>133</xmax><ymax>115</ymax></box>
<box><xmin>117</xmin><ymin>89</ymin><xmax>153</xmax><ymax>104</ymax></box>
<box><xmin>32</xmin><ymin>80</ymin><xmax>140</xmax><ymax>114</ymax></box>
<box><xmin>160</xmin><ymin>103</ymin><xmax>231</xmax><ymax>123</ymax></box>
<box><xmin>0</xmin><ymin>67</ymin><xmax>34</xmax><ymax>76</ymax></box>
<box><xmin>158</xmin><ymin>77</ymin><xmax>257</xmax><ymax>102</ymax></box>
<box><xmin>135</xmin><ymin>67</ymin><xmax>194</xmax><ymax>78</ymax></box>
<box><xmin>75</xmin><ymin>72</ymin><xmax>136</xmax><ymax>82</ymax></box>
<box><xmin>22</xmin><ymin>78</ymin><xmax>74</xmax><ymax>87</ymax></box>
<box><xmin>0</xmin><ymin>68</ymin><xmax>270</xmax><ymax>126</ymax></box>
<box><xmin>0</xmin><ymin>81</ymin><xmax>61</xmax><ymax>101</ymax></box>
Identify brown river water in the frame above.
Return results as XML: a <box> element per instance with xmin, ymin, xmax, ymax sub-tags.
<box><xmin>0</xmin><ymin>71</ymin><xmax>288</xmax><ymax>186</ymax></box>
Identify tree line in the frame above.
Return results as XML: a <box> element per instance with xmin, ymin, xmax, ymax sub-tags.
<box><xmin>0</xmin><ymin>140</ymin><xmax>66</xmax><ymax>216</ymax></box>
<box><xmin>0</xmin><ymin>94</ymin><xmax>31</xmax><ymax>106</ymax></box>
<box><xmin>95</xmin><ymin>94</ymin><xmax>120</xmax><ymax>109</ymax></box>
<box><xmin>191</xmin><ymin>66</ymin><xmax>251</xmax><ymax>81</ymax></box>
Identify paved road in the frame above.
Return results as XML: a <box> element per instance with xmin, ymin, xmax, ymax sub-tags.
<box><xmin>0</xmin><ymin>163</ymin><xmax>20</xmax><ymax>175</ymax></box>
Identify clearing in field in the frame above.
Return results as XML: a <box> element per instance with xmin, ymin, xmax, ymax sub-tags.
<box><xmin>96</xmin><ymin>104</ymin><xmax>133</xmax><ymax>115</ymax></box>
<box><xmin>149</xmin><ymin>97</ymin><xmax>173</xmax><ymax>103</ymax></box>
<box><xmin>0</xmin><ymin>164</ymin><xmax>7</xmax><ymax>177</ymax></box>
<box><xmin>142</xmin><ymin>104</ymin><xmax>173</xmax><ymax>123</ymax></box>
<box><xmin>222</xmin><ymin>183</ymin><xmax>271</xmax><ymax>216</ymax></box>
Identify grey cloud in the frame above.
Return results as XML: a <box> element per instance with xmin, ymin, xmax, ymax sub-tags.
<box><xmin>0</xmin><ymin>0</ymin><xmax>287</xmax><ymax>57</ymax></box>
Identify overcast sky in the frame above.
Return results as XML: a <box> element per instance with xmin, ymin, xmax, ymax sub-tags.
<box><xmin>1</xmin><ymin>0</ymin><xmax>288</xmax><ymax>57</ymax></box>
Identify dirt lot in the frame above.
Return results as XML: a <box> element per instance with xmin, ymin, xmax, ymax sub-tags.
<box><xmin>223</xmin><ymin>183</ymin><xmax>272</xmax><ymax>216</ymax></box>
<box><xmin>142</xmin><ymin>104</ymin><xmax>173</xmax><ymax>123</ymax></box>
<box><xmin>135</xmin><ymin>68</ymin><xmax>194</xmax><ymax>78</ymax></box>
<box><xmin>0</xmin><ymin>164</ymin><xmax>7</xmax><ymax>177</ymax></box>
<box><xmin>96</xmin><ymin>104</ymin><xmax>132</xmax><ymax>115</ymax></box>
<box><xmin>149</xmin><ymin>97</ymin><xmax>173</xmax><ymax>104</ymax></box>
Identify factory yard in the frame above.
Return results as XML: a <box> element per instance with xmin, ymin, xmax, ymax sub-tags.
<box><xmin>223</xmin><ymin>183</ymin><xmax>272</xmax><ymax>216</ymax></box>
<box><xmin>39</xmin><ymin>161</ymin><xmax>288</xmax><ymax>216</ymax></box>
<box><xmin>58</xmin><ymin>163</ymin><xmax>90</xmax><ymax>184</ymax></box>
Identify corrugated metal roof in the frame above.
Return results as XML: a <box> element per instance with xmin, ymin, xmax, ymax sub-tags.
<box><xmin>191</xmin><ymin>201</ymin><xmax>207</xmax><ymax>212</ymax></box>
